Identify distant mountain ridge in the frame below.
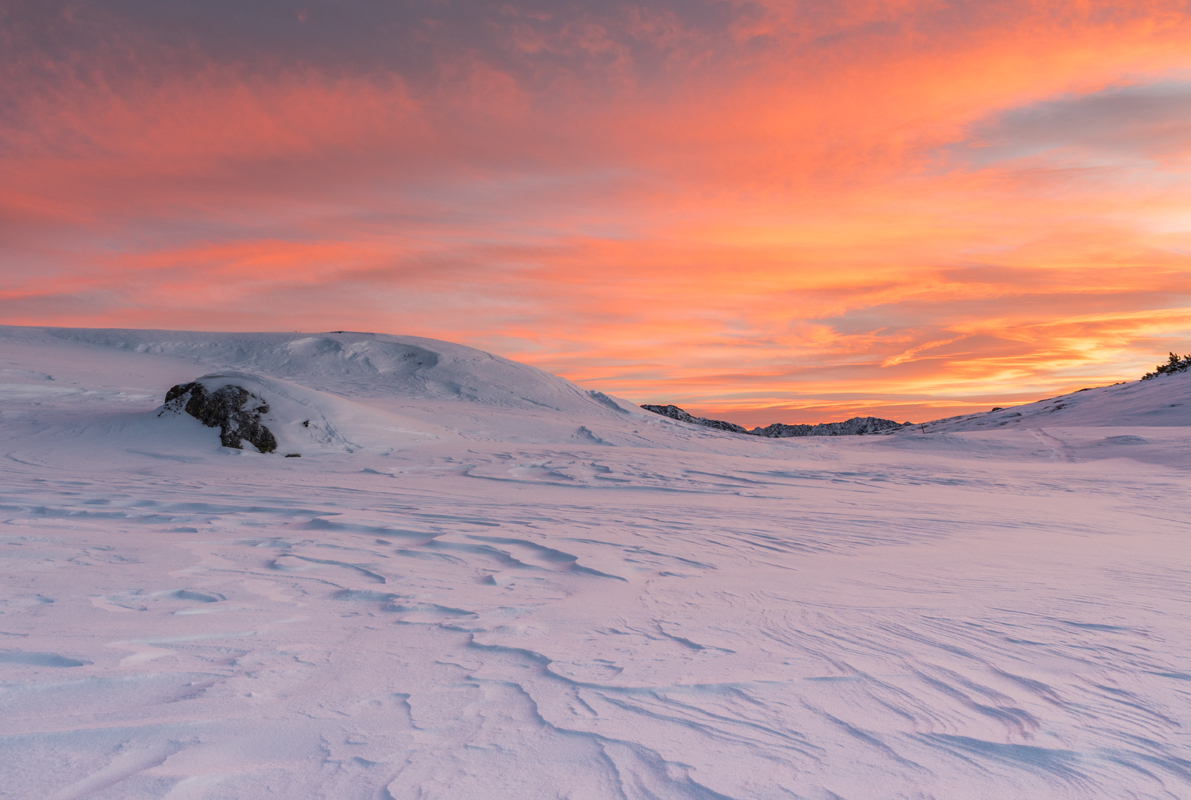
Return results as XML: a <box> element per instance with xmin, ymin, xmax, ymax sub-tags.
<box><xmin>752</xmin><ymin>417</ymin><xmax>911</xmax><ymax>437</ymax></box>
<box><xmin>640</xmin><ymin>404</ymin><xmax>907</xmax><ymax>437</ymax></box>
<box><xmin>639</xmin><ymin>404</ymin><xmax>751</xmax><ymax>433</ymax></box>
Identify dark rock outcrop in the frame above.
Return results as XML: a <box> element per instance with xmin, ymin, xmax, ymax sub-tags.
<box><xmin>640</xmin><ymin>403</ymin><xmax>697</xmax><ymax>423</ymax></box>
<box><xmin>750</xmin><ymin>417</ymin><xmax>906</xmax><ymax>437</ymax></box>
<box><xmin>639</xmin><ymin>404</ymin><xmax>749</xmax><ymax>434</ymax></box>
<box><xmin>162</xmin><ymin>382</ymin><xmax>278</xmax><ymax>453</ymax></box>
<box><xmin>640</xmin><ymin>403</ymin><xmax>906</xmax><ymax>437</ymax></box>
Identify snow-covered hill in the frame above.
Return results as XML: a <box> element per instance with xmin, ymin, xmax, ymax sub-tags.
<box><xmin>913</xmin><ymin>371</ymin><xmax>1191</xmax><ymax>433</ymax></box>
<box><xmin>0</xmin><ymin>326</ymin><xmax>685</xmax><ymax>455</ymax></box>
<box><xmin>2</xmin><ymin>326</ymin><xmax>1191</xmax><ymax>800</ymax></box>
<box><xmin>38</xmin><ymin>326</ymin><xmax>629</xmax><ymax>413</ymax></box>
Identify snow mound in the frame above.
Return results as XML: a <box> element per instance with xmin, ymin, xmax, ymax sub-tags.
<box><xmin>0</xmin><ymin>326</ymin><xmax>673</xmax><ymax>451</ymax></box>
<box><xmin>39</xmin><ymin>327</ymin><xmax>638</xmax><ymax>416</ymax></box>
<box><xmin>913</xmin><ymin>371</ymin><xmax>1191</xmax><ymax>433</ymax></box>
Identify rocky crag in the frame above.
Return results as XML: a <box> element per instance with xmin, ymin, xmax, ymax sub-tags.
<box><xmin>641</xmin><ymin>404</ymin><xmax>907</xmax><ymax>437</ymax></box>
<box><xmin>161</xmin><ymin>381</ymin><xmax>278</xmax><ymax>453</ymax></box>
<box><xmin>639</xmin><ymin>404</ymin><xmax>750</xmax><ymax>433</ymax></box>
<box><xmin>752</xmin><ymin>417</ymin><xmax>908</xmax><ymax>437</ymax></box>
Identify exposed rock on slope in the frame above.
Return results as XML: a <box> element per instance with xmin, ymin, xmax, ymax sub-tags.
<box><xmin>153</xmin><ymin>370</ymin><xmax>443</xmax><ymax>456</ymax></box>
<box><xmin>162</xmin><ymin>381</ymin><xmax>277</xmax><ymax>453</ymax></box>
<box><xmin>639</xmin><ymin>404</ymin><xmax>749</xmax><ymax>433</ymax></box>
<box><xmin>752</xmin><ymin>417</ymin><xmax>908</xmax><ymax>437</ymax></box>
<box><xmin>640</xmin><ymin>404</ymin><xmax>906</xmax><ymax>437</ymax></box>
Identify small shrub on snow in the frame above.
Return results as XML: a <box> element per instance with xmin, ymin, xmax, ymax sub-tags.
<box><xmin>1142</xmin><ymin>352</ymin><xmax>1191</xmax><ymax>380</ymax></box>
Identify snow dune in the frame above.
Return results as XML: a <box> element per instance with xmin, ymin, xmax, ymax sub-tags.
<box><xmin>2</xmin><ymin>326</ymin><xmax>1190</xmax><ymax>799</ymax></box>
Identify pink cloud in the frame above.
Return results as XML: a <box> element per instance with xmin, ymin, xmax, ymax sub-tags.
<box><xmin>2</xmin><ymin>1</ymin><xmax>1191</xmax><ymax>422</ymax></box>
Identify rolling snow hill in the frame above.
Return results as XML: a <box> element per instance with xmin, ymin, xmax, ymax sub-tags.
<box><xmin>0</xmin><ymin>326</ymin><xmax>705</xmax><ymax>457</ymax></box>
<box><xmin>915</xmin><ymin>371</ymin><xmax>1191</xmax><ymax>433</ymax></box>
<box><xmin>1</xmin><ymin>326</ymin><xmax>1190</xmax><ymax>800</ymax></box>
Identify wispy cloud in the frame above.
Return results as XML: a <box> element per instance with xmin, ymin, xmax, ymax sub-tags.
<box><xmin>2</xmin><ymin>1</ymin><xmax>1191</xmax><ymax>422</ymax></box>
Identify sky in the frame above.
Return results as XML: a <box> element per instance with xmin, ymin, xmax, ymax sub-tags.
<box><xmin>4</xmin><ymin>0</ymin><xmax>1191</xmax><ymax>425</ymax></box>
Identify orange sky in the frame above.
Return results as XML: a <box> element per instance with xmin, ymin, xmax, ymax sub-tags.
<box><xmin>4</xmin><ymin>0</ymin><xmax>1191</xmax><ymax>424</ymax></box>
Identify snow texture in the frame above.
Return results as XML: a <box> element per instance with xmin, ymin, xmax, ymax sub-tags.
<box><xmin>1</xmin><ymin>325</ymin><xmax>1190</xmax><ymax>800</ymax></box>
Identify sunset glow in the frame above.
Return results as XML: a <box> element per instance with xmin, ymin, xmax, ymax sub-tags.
<box><xmin>4</xmin><ymin>1</ymin><xmax>1191</xmax><ymax>422</ymax></box>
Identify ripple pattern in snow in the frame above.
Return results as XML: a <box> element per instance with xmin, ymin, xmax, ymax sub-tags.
<box><xmin>1</xmin><ymin>326</ymin><xmax>1190</xmax><ymax>799</ymax></box>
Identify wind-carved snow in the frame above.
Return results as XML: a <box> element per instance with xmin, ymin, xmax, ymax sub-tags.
<box><xmin>1</xmin><ymin>325</ymin><xmax>1190</xmax><ymax>799</ymax></box>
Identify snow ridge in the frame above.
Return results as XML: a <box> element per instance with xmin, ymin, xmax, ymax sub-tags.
<box><xmin>909</xmin><ymin>370</ymin><xmax>1191</xmax><ymax>433</ymax></box>
<box><xmin>638</xmin><ymin>404</ymin><xmax>750</xmax><ymax>433</ymax></box>
<box><xmin>641</xmin><ymin>403</ymin><xmax>907</xmax><ymax>437</ymax></box>
<box><xmin>752</xmin><ymin>416</ymin><xmax>908</xmax><ymax>437</ymax></box>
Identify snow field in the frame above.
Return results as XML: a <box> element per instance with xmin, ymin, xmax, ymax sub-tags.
<box><xmin>1</xmin><ymin>327</ymin><xmax>1190</xmax><ymax>799</ymax></box>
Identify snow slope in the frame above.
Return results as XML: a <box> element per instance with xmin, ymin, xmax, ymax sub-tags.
<box><xmin>2</xmin><ymin>326</ymin><xmax>1191</xmax><ymax>800</ymax></box>
<box><xmin>913</xmin><ymin>371</ymin><xmax>1191</xmax><ymax>433</ymax></box>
